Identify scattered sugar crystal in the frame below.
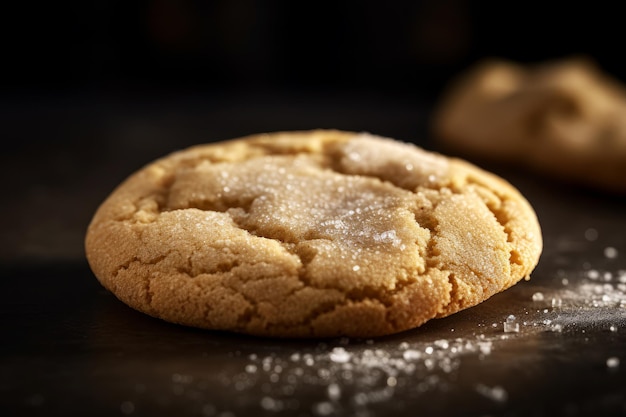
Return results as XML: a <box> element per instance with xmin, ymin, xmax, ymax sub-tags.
<box><xmin>551</xmin><ymin>324</ymin><xmax>563</xmax><ymax>332</ymax></box>
<box><xmin>478</xmin><ymin>342</ymin><xmax>492</xmax><ymax>355</ymax></box>
<box><xmin>226</xmin><ymin>317</ymin><xmax>569</xmax><ymax>415</ymax></box>
<box><xmin>352</xmin><ymin>265</ymin><xmax>360</xmax><ymax>272</ymax></box>
<box><xmin>313</xmin><ymin>401</ymin><xmax>335</xmax><ymax>416</ymax></box>
<box><xmin>610</xmin><ymin>325</ymin><xmax>618</xmax><ymax>332</ymax></box>
<box><xmin>588</xmin><ymin>270</ymin><xmax>600</xmax><ymax>280</ymax></box>
<box><xmin>503</xmin><ymin>315</ymin><xmax>519</xmax><ymax>333</ymax></box>
<box><xmin>584</xmin><ymin>228</ymin><xmax>598</xmax><ymax>241</ymax></box>
<box><xmin>476</xmin><ymin>384</ymin><xmax>508</xmax><ymax>403</ymax></box>
<box><xmin>551</xmin><ymin>298</ymin><xmax>562</xmax><ymax>308</ymax></box>
<box><xmin>532</xmin><ymin>292</ymin><xmax>544</xmax><ymax>302</ymax></box>
<box><xmin>434</xmin><ymin>339</ymin><xmax>449</xmax><ymax>349</ymax></box>
<box><xmin>562</xmin><ymin>278</ymin><xmax>569</xmax><ymax>286</ymax></box>
<box><xmin>606</xmin><ymin>357</ymin><xmax>620</xmax><ymax>369</ymax></box>
<box><xmin>327</xmin><ymin>383</ymin><xmax>341</xmax><ymax>401</ymax></box>
<box><xmin>604</xmin><ymin>247</ymin><xmax>619</xmax><ymax>259</ymax></box>
<box><xmin>329</xmin><ymin>347</ymin><xmax>351</xmax><ymax>363</ymax></box>
<box><xmin>503</xmin><ymin>324</ymin><xmax>519</xmax><ymax>333</ymax></box>
<box><xmin>402</xmin><ymin>349</ymin><xmax>421</xmax><ymax>361</ymax></box>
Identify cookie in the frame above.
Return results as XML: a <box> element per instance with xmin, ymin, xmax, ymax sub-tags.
<box><xmin>431</xmin><ymin>57</ymin><xmax>626</xmax><ymax>194</ymax></box>
<box><xmin>85</xmin><ymin>130</ymin><xmax>542</xmax><ymax>338</ymax></box>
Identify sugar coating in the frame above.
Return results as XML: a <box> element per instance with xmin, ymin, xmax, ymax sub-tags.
<box><xmin>85</xmin><ymin>130</ymin><xmax>543</xmax><ymax>337</ymax></box>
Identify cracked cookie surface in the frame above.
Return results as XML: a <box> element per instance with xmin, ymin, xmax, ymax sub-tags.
<box><xmin>85</xmin><ymin>130</ymin><xmax>543</xmax><ymax>338</ymax></box>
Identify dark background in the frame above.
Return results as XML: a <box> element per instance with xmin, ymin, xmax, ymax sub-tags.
<box><xmin>5</xmin><ymin>1</ymin><xmax>626</xmax><ymax>100</ymax></box>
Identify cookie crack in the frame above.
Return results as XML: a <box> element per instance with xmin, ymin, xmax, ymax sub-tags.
<box><xmin>231</xmin><ymin>291</ymin><xmax>261</xmax><ymax>331</ymax></box>
<box><xmin>410</xmin><ymin>191</ymin><xmax>459</xmax><ymax>316</ymax></box>
<box><xmin>112</xmin><ymin>255</ymin><xmax>164</xmax><ymax>309</ymax></box>
<box><xmin>144</xmin><ymin>273</ymin><xmax>154</xmax><ymax>308</ymax></box>
<box><xmin>179</xmin><ymin>256</ymin><xmax>243</xmax><ymax>278</ymax></box>
<box><xmin>412</xmin><ymin>199</ymin><xmax>440</xmax><ymax>270</ymax></box>
<box><xmin>113</xmin><ymin>253</ymin><xmax>170</xmax><ymax>276</ymax></box>
<box><xmin>263</xmin><ymin>291</ymin><xmax>388</xmax><ymax>336</ymax></box>
<box><xmin>112</xmin><ymin>256</ymin><xmax>140</xmax><ymax>278</ymax></box>
<box><xmin>436</xmin><ymin>272</ymin><xmax>459</xmax><ymax>317</ymax></box>
<box><xmin>459</xmin><ymin>176</ymin><xmax>523</xmax><ymax>268</ymax></box>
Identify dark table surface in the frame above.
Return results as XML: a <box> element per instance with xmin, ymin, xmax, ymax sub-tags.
<box><xmin>1</xmin><ymin>91</ymin><xmax>625</xmax><ymax>417</ymax></box>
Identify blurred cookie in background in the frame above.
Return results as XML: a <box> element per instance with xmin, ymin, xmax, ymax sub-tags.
<box><xmin>431</xmin><ymin>56</ymin><xmax>626</xmax><ymax>194</ymax></box>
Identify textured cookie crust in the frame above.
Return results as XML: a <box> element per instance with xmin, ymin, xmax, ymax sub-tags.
<box><xmin>431</xmin><ymin>57</ymin><xmax>626</xmax><ymax>194</ymax></box>
<box><xmin>85</xmin><ymin>130</ymin><xmax>542</xmax><ymax>338</ymax></box>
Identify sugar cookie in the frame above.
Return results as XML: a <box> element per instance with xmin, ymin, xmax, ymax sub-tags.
<box><xmin>85</xmin><ymin>130</ymin><xmax>542</xmax><ymax>337</ymax></box>
<box><xmin>432</xmin><ymin>57</ymin><xmax>626</xmax><ymax>193</ymax></box>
